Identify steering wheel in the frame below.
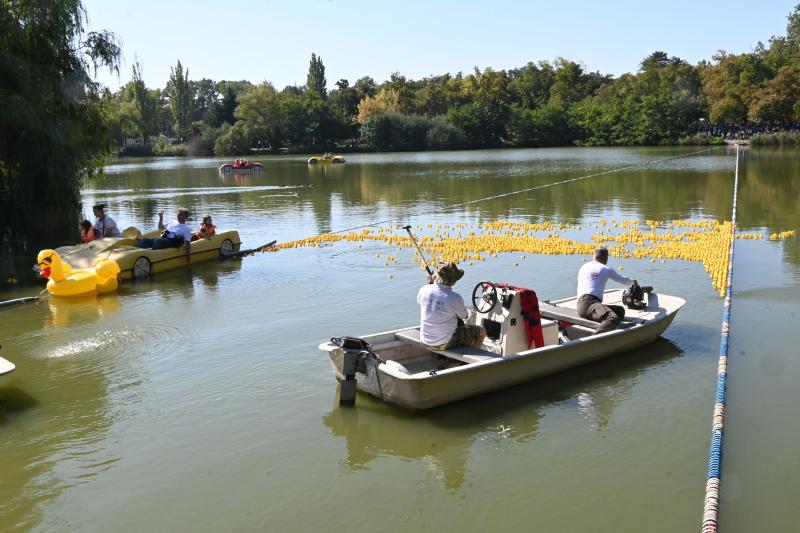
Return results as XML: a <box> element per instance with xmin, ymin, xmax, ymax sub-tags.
<box><xmin>471</xmin><ymin>281</ymin><xmax>498</xmax><ymax>313</ymax></box>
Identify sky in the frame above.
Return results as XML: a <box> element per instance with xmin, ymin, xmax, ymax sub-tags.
<box><xmin>82</xmin><ymin>0</ymin><xmax>799</xmax><ymax>91</ymax></box>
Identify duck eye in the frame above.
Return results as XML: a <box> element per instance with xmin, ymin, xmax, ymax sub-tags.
<box><xmin>42</xmin><ymin>257</ymin><xmax>52</xmax><ymax>265</ymax></box>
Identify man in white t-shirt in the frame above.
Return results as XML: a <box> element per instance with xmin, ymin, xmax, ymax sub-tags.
<box><xmin>417</xmin><ymin>262</ymin><xmax>486</xmax><ymax>349</ymax></box>
<box><xmin>138</xmin><ymin>208</ymin><xmax>192</xmax><ymax>258</ymax></box>
<box><xmin>576</xmin><ymin>247</ymin><xmax>635</xmax><ymax>334</ymax></box>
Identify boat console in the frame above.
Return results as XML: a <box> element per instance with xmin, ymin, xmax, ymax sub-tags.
<box><xmin>470</xmin><ymin>282</ymin><xmax>559</xmax><ymax>355</ymax></box>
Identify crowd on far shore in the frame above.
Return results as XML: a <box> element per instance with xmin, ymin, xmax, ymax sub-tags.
<box><xmin>696</xmin><ymin>120</ymin><xmax>800</xmax><ymax>140</ymax></box>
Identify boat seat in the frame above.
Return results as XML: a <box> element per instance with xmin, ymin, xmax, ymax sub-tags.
<box><xmin>395</xmin><ymin>329</ymin><xmax>500</xmax><ymax>364</ymax></box>
<box><xmin>540</xmin><ymin>303</ymin><xmax>640</xmax><ymax>330</ymax></box>
<box><xmin>540</xmin><ymin>303</ymin><xmax>601</xmax><ymax>329</ymax></box>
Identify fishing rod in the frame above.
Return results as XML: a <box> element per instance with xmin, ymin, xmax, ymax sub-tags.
<box><xmin>402</xmin><ymin>225</ymin><xmax>433</xmax><ymax>276</ymax></box>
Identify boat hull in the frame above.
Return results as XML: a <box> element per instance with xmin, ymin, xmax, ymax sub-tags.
<box><xmin>0</xmin><ymin>356</ymin><xmax>14</xmax><ymax>376</ymax></box>
<box><xmin>320</xmin><ymin>291</ymin><xmax>684</xmax><ymax>410</ymax></box>
<box><xmin>308</xmin><ymin>156</ymin><xmax>345</xmax><ymax>165</ymax></box>
<box><xmin>219</xmin><ymin>163</ymin><xmax>263</xmax><ymax>172</ymax></box>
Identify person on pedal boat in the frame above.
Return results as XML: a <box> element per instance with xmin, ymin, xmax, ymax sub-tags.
<box><xmin>137</xmin><ymin>208</ymin><xmax>192</xmax><ymax>258</ymax></box>
<box><xmin>417</xmin><ymin>262</ymin><xmax>487</xmax><ymax>350</ymax></box>
<box><xmin>192</xmin><ymin>214</ymin><xmax>216</xmax><ymax>241</ymax></box>
<box><xmin>92</xmin><ymin>204</ymin><xmax>122</xmax><ymax>238</ymax></box>
<box><xmin>576</xmin><ymin>247</ymin><xmax>635</xmax><ymax>334</ymax></box>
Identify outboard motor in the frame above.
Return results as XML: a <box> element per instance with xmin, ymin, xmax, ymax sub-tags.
<box><xmin>330</xmin><ymin>337</ymin><xmax>378</xmax><ymax>406</ymax></box>
<box><xmin>622</xmin><ymin>281</ymin><xmax>653</xmax><ymax>310</ymax></box>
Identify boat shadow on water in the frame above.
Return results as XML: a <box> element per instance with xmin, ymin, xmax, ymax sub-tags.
<box><xmin>322</xmin><ymin>336</ymin><xmax>684</xmax><ymax>490</ymax></box>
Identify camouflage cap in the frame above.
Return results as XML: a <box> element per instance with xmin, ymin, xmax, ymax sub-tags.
<box><xmin>435</xmin><ymin>262</ymin><xmax>464</xmax><ymax>285</ymax></box>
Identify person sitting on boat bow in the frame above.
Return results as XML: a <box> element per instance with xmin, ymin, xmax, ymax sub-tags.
<box><xmin>137</xmin><ymin>208</ymin><xmax>193</xmax><ymax>258</ymax></box>
<box><xmin>417</xmin><ymin>262</ymin><xmax>487</xmax><ymax>350</ymax></box>
<box><xmin>576</xmin><ymin>247</ymin><xmax>635</xmax><ymax>334</ymax></box>
<box><xmin>92</xmin><ymin>204</ymin><xmax>122</xmax><ymax>238</ymax></box>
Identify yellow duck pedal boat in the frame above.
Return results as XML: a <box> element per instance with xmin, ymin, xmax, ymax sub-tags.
<box><xmin>37</xmin><ymin>249</ymin><xmax>120</xmax><ymax>297</ymax></box>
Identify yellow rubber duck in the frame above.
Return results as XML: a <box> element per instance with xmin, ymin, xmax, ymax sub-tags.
<box><xmin>37</xmin><ymin>249</ymin><xmax>121</xmax><ymax>297</ymax></box>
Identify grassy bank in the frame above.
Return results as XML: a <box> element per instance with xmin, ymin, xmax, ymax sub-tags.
<box><xmin>750</xmin><ymin>132</ymin><xmax>800</xmax><ymax>146</ymax></box>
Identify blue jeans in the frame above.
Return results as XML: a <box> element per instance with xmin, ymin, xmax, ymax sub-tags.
<box><xmin>138</xmin><ymin>237</ymin><xmax>176</xmax><ymax>249</ymax></box>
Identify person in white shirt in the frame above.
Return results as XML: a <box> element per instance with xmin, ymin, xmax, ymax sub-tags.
<box><xmin>92</xmin><ymin>204</ymin><xmax>122</xmax><ymax>237</ymax></box>
<box><xmin>138</xmin><ymin>208</ymin><xmax>192</xmax><ymax>258</ymax></box>
<box><xmin>576</xmin><ymin>247</ymin><xmax>635</xmax><ymax>334</ymax></box>
<box><xmin>417</xmin><ymin>262</ymin><xmax>486</xmax><ymax>349</ymax></box>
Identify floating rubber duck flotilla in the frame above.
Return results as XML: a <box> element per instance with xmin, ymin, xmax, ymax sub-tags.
<box><xmin>37</xmin><ymin>249</ymin><xmax>121</xmax><ymax>297</ymax></box>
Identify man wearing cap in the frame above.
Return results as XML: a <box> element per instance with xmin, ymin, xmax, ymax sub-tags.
<box><xmin>138</xmin><ymin>209</ymin><xmax>193</xmax><ymax>258</ymax></box>
<box><xmin>92</xmin><ymin>204</ymin><xmax>122</xmax><ymax>238</ymax></box>
<box><xmin>576</xmin><ymin>247</ymin><xmax>635</xmax><ymax>334</ymax></box>
<box><xmin>417</xmin><ymin>262</ymin><xmax>487</xmax><ymax>350</ymax></box>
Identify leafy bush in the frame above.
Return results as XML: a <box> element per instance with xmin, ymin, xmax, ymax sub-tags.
<box><xmin>426</xmin><ymin>118</ymin><xmax>466</xmax><ymax>150</ymax></box>
<box><xmin>360</xmin><ymin>112</ymin><xmax>466</xmax><ymax>151</ymax></box>
<box><xmin>214</xmin><ymin>122</ymin><xmax>251</xmax><ymax>155</ymax></box>
<box><xmin>152</xmin><ymin>135</ymin><xmax>187</xmax><ymax>156</ymax></box>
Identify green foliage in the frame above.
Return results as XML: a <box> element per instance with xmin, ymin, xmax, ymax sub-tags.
<box><xmin>748</xmin><ymin>65</ymin><xmax>800</xmax><ymax>121</ymax></box>
<box><xmin>509</xmin><ymin>102</ymin><xmax>574</xmax><ymax>147</ymax></box>
<box><xmin>425</xmin><ymin>118</ymin><xmax>466</xmax><ymax>150</ymax></box>
<box><xmin>214</xmin><ymin>122</ymin><xmax>249</xmax><ymax>155</ymax></box>
<box><xmin>0</xmin><ymin>0</ymin><xmax>120</xmax><ymax>253</ymax></box>
<box><xmin>354</xmin><ymin>76</ymin><xmax>377</xmax><ymax>100</ymax></box>
<box><xmin>307</xmin><ymin>53</ymin><xmax>327</xmax><ymax>99</ymax></box>
<box><xmin>166</xmin><ymin>60</ymin><xmax>193</xmax><ymax>140</ymax></box>
<box><xmin>152</xmin><ymin>135</ymin><xmax>187</xmax><ymax>156</ymax></box>
<box><xmin>360</xmin><ymin>112</ymin><xmax>465</xmax><ymax>151</ymax></box>
<box><xmin>205</xmin><ymin>83</ymin><xmax>242</xmax><ymax>127</ymax></box>
<box><xmin>508</xmin><ymin>62</ymin><xmax>555</xmax><ymax>109</ymax></box>
<box><xmin>129</xmin><ymin>61</ymin><xmax>160</xmax><ymax>141</ymax></box>
<box><xmin>192</xmin><ymin>78</ymin><xmax>217</xmax><ymax>122</ymax></box>
<box><xmin>232</xmin><ymin>82</ymin><xmax>285</xmax><ymax>148</ymax></box>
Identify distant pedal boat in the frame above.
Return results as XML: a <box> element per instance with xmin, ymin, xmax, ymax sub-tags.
<box><xmin>320</xmin><ymin>285</ymin><xmax>685</xmax><ymax>410</ymax></box>
<box><xmin>219</xmin><ymin>160</ymin><xmax>263</xmax><ymax>172</ymax></box>
<box><xmin>308</xmin><ymin>155</ymin><xmax>345</xmax><ymax>165</ymax></box>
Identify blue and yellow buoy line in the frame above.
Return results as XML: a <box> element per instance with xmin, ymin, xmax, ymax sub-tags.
<box><xmin>701</xmin><ymin>144</ymin><xmax>740</xmax><ymax>533</ymax></box>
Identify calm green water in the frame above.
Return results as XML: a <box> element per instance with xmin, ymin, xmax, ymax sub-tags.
<box><xmin>1</xmin><ymin>148</ymin><xmax>798</xmax><ymax>532</ymax></box>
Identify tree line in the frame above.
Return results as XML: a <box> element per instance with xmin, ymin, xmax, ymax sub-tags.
<box><xmin>101</xmin><ymin>4</ymin><xmax>800</xmax><ymax>155</ymax></box>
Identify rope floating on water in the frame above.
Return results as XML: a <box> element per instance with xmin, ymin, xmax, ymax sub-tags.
<box><xmin>701</xmin><ymin>145</ymin><xmax>740</xmax><ymax>533</ymax></box>
<box><xmin>317</xmin><ymin>148</ymin><xmax>717</xmax><ymax>237</ymax></box>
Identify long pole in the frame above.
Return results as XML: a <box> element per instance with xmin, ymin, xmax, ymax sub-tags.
<box><xmin>402</xmin><ymin>225</ymin><xmax>433</xmax><ymax>276</ymax></box>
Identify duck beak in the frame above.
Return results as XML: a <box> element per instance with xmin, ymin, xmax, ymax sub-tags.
<box><xmin>40</xmin><ymin>266</ymin><xmax>51</xmax><ymax>279</ymax></box>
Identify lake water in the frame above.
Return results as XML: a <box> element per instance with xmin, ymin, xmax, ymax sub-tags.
<box><xmin>1</xmin><ymin>147</ymin><xmax>798</xmax><ymax>532</ymax></box>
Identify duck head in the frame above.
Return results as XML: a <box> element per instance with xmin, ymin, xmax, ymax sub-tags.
<box><xmin>37</xmin><ymin>249</ymin><xmax>65</xmax><ymax>282</ymax></box>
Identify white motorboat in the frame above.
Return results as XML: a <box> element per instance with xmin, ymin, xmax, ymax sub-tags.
<box><xmin>319</xmin><ymin>282</ymin><xmax>685</xmax><ymax>410</ymax></box>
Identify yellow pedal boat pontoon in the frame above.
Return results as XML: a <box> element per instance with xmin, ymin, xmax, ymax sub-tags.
<box><xmin>46</xmin><ymin>228</ymin><xmax>242</xmax><ymax>281</ymax></box>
